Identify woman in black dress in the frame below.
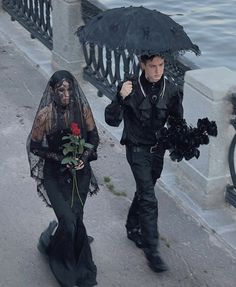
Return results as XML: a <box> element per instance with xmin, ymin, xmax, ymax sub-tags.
<box><xmin>27</xmin><ymin>70</ymin><xmax>99</xmax><ymax>287</ymax></box>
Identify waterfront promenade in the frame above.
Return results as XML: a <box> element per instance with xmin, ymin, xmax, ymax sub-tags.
<box><xmin>1</xmin><ymin>9</ymin><xmax>236</xmax><ymax>287</ymax></box>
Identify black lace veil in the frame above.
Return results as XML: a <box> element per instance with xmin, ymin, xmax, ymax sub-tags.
<box><xmin>26</xmin><ymin>70</ymin><xmax>98</xmax><ymax>206</ymax></box>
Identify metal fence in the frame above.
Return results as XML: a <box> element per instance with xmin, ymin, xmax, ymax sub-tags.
<box><xmin>225</xmin><ymin>93</ymin><xmax>236</xmax><ymax>208</ymax></box>
<box><xmin>2</xmin><ymin>0</ymin><xmax>53</xmax><ymax>50</ymax></box>
<box><xmin>2</xmin><ymin>0</ymin><xmax>194</xmax><ymax>98</ymax></box>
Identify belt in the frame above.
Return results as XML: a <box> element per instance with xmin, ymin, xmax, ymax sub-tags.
<box><xmin>126</xmin><ymin>144</ymin><xmax>159</xmax><ymax>153</ymax></box>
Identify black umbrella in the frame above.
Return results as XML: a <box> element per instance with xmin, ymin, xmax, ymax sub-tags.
<box><xmin>77</xmin><ymin>6</ymin><xmax>200</xmax><ymax>56</ymax></box>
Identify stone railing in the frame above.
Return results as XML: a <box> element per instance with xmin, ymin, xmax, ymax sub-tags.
<box><xmin>179</xmin><ymin>67</ymin><xmax>236</xmax><ymax>209</ymax></box>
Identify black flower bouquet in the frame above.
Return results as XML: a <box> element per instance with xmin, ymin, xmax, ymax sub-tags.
<box><xmin>156</xmin><ymin>117</ymin><xmax>218</xmax><ymax>162</ymax></box>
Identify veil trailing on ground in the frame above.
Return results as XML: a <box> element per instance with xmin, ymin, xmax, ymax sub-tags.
<box><xmin>26</xmin><ymin>70</ymin><xmax>99</xmax><ymax>206</ymax></box>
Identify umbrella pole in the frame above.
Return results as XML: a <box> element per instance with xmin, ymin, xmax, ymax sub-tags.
<box><xmin>129</xmin><ymin>57</ymin><xmax>135</xmax><ymax>75</ymax></box>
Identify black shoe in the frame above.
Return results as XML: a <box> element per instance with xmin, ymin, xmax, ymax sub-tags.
<box><xmin>37</xmin><ymin>220</ymin><xmax>58</xmax><ymax>255</ymax></box>
<box><xmin>127</xmin><ymin>229</ymin><xmax>143</xmax><ymax>248</ymax></box>
<box><xmin>37</xmin><ymin>240</ymin><xmax>48</xmax><ymax>255</ymax></box>
<box><xmin>88</xmin><ymin>235</ymin><xmax>94</xmax><ymax>244</ymax></box>
<box><xmin>145</xmin><ymin>251</ymin><xmax>168</xmax><ymax>273</ymax></box>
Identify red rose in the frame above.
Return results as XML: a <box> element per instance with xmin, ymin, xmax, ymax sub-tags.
<box><xmin>70</xmin><ymin>122</ymin><xmax>81</xmax><ymax>136</ymax></box>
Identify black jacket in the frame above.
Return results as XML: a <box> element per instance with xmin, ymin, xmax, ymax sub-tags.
<box><xmin>105</xmin><ymin>73</ymin><xmax>183</xmax><ymax>146</ymax></box>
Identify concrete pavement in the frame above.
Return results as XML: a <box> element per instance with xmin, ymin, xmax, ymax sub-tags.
<box><xmin>1</xmin><ymin>9</ymin><xmax>236</xmax><ymax>287</ymax></box>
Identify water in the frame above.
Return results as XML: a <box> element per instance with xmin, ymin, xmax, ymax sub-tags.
<box><xmin>97</xmin><ymin>0</ymin><xmax>236</xmax><ymax>71</ymax></box>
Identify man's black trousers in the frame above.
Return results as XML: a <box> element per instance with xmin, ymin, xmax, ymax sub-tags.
<box><xmin>125</xmin><ymin>145</ymin><xmax>165</xmax><ymax>252</ymax></box>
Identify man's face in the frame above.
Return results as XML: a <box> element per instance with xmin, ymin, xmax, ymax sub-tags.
<box><xmin>141</xmin><ymin>56</ymin><xmax>164</xmax><ymax>83</ymax></box>
<box><xmin>55</xmin><ymin>80</ymin><xmax>72</xmax><ymax>107</ymax></box>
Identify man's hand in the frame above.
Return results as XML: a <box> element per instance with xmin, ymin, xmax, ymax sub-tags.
<box><xmin>120</xmin><ymin>81</ymin><xmax>133</xmax><ymax>99</ymax></box>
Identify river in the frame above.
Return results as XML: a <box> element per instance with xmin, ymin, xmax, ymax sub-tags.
<box><xmin>94</xmin><ymin>0</ymin><xmax>236</xmax><ymax>71</ymax></box>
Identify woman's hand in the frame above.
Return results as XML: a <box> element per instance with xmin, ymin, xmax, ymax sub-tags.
<box><xmin>66</xmin><ymin>159</ymin><xmax>84</xmax><ymax>170</ymax></box>
<box><xmin>74</xmin><ymin>159</ymin><xmax>84</xmax><ymax>170</ymax></box>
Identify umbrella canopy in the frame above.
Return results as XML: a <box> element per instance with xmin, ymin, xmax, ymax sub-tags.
<box><xmin>77</xmin><ymin>6</ymin><xmax>201</xmax><ymax>56</ymax></box>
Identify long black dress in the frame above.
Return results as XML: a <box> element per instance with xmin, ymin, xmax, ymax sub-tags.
<box><xmin>27</xmin><ymin>70</ymin><xmax>99</xmax><ymax>287</ymax></box>
<box><xmin>40</xmin><ymin>131</ymin><xmax>97</xmax><ymax>287</ymax></box>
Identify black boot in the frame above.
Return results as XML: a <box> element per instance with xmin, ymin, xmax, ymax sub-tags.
<box><xmin>144</xmin><ymin>250</ymin><xmax>168</xmax><ymax>273</ymax></box>
<box><xmin>127</xmin><ymin>228</ymin><xmax>144</xmax><ymax>248</ymax></box>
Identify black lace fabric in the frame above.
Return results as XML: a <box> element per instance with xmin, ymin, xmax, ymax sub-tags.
<box><xmin>26</xmin><ymin>70</ymin><xmax>99</xmax><ymax>206</ymax></box>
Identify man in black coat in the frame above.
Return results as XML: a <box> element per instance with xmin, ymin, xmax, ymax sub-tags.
<box><xmin>105</xmin><ymin>54</ymin><xmax>183</xmax><ymax>272</ymax></box>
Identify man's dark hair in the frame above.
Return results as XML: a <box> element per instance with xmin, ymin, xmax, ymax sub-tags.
<box><xmin>140</xmin><ymin>54</ymin><xmax>165</xmax><ymax>64</ymax></box>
